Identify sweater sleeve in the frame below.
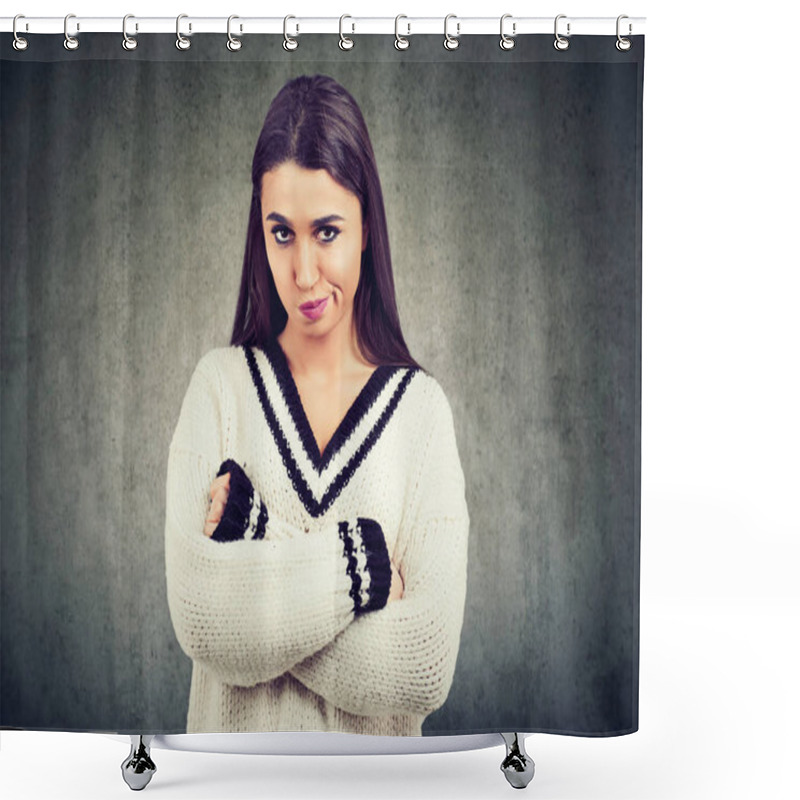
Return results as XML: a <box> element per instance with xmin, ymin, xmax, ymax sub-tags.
<box><xmin>289</xmin><ymin>381</ymin><xmax>470</xmax><ymax>718</ymax></box>
<box><xmin>164</xmin><ymin>353</ymin><xmax>391</xmax><ymax>689</ymax></box>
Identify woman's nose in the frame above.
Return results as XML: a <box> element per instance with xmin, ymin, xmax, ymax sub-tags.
<box><xmin>293</xmin><ymin>241</ymin><xmax>319</xmax><ymax>289</ymax></box>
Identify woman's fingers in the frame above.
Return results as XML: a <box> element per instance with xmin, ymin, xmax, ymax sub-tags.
<box><xmin>204</xmin><ymin>473</ymin><xmax>231</xmax><ymax>537</ymax></box>
<box><xmin>208</xmin><ymin>472</ymin><xmax>231</xmax><ymax>500</ymax></box>
<box><xmin>207</xmin><ymin>492</ymin><xmax>228</xmax><ymax>522</ymax></box>
<box><xmin>207</xmin><ymin>475</ymin><xmax>230</xmax><ymax>516</ymax></box>
<box><xmin>388</xmin><ymin>560</ymin><xmax>404</xmax><ymax>602</ymax></box>
<box><xmin>204</xmin><ymin>497</ymin><xmax>226</xmax><ymax>537</ymax></box>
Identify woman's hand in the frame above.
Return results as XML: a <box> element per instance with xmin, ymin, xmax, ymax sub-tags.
<box><xmin>204</xmin><ymin>472</ymin><xmax>231</xmax><ymax>537</ymax></box>
<box><xmin>388</xmin><ymin>560</ymin><xmax>404</xmax><ymax>603</ymax></box>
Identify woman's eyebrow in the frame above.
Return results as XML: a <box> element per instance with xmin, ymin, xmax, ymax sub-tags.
<box><xmin>265</xmin><ymin>212</ymin><xmax>346</xmax><ymax>227</ymax></box>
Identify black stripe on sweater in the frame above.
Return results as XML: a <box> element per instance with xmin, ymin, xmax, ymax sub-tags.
<box><xmin>211</xmin><ymin>459</ymin><xmax>260</xmax><ymax>542</ymax></box>
<box><xmin>338</xmin><ymin>520</ymin><xmax>362</xmax><ymax>615</ymax></box>
<box><xmin>253</xmin><ymin>501</ymin><xmax>269</xmax><ymax>540</ymax></box>
<box><xmin>244</xmin><ymin>346</ymin><xmax>418</xmax><ymax>519</ymax></box>
<box><xmin>263</xmin><ymin>337</ymin><xmax>398</xmax><ymax>474</ymax></box>
<box><xmin>355</xmin><ymin>518</ymin><xmax>392</xmax><ymax>614</ymax></box>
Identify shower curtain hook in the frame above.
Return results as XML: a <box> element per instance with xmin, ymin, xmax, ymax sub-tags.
<box><xmin>394</xmin><ymin>15</ymin><xmax>410</xmax><ymax>50</ymax></box>
<box><xmin>12</xmin><ymin>15</ymin><xmax>29</xmax><ymax>51</ymax></box>
<box><xmin>283</xmin><ymin>15</ymin><xmax>299</xmax><ymax>51</ymax></box>
<box><xmin>64</xmin><ymin>13</ymin><xmax>79</xmax><ymax>51</ymax></box>
<box><xmin>227</xmin><ymin>15</ymin><xmax>242</xmax><ymax>51</ymax></box>
<box><xmin>500</xmin><ymin>14</ymin><xmax>516</xmax><ymax>50</ymax></box>
<box><xmin>616</xmin><ymin>15</ymin><xmax>632</xmax><ymax>51</ymax></box>
<box><xmin>444</xmin><ymin>14</ymin><xmax>460</xmax><ymax>51</ymax></box>
<box><xmin>122</xmin><ymin>15</ymin><xmax>138</xmax><ymax>51</ymax></box>
<box><xmin>176</xmin><ymin>14</ymin><xmax>191</xmax><ymax>50</ymax></box>
<box><xmin>339</xmin><ymin>15</ymin><xmax>355</xmax><ymax>50</ymax></box>
<box><xmin>554</xmin><ymin>14</ymin><xmax>570</xmax><ymax>51</ymax></box>
<box><xmin>175</xmin><ymin>14</ymin><xmax>192</xmax><ymax>50</ymax></box>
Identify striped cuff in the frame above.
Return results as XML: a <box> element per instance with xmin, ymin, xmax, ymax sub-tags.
<box><xmin>337</xmin><ymin>518</ymin><xmax>392</xmax><ymax>616</ymax></box>
<box><xmin>210</xmin><ymin>459</ymin><xmax>269</xmax><ymax>542</ymax></box>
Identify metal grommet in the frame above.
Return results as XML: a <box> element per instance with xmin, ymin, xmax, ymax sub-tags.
<box><xmin>500</xmin><ymin>14</ymin><xmax>515</xmax><ymax>50</ymax></box>
<box><xmin>443</xmin><ymin>14</ymin><xmax>460</xmax><ymax>51</ymax></box>
<box><xmin>616</xmin><ymin>14</ymin><xmax>632</xmax><ymax>51</ymax></box>
<box><xmin>63</xmin><ymin>13</ymin><xmax>79</xmax><ymax>51</ymax></box>
<box><xmin>554</xmin><ymin>14</ymin><xmax>570</xmax><ymax>51</ymax></box>
<box><xmin>227</xmin><ymin>15</ymin><xmax>242</xmax><ymax>51</ymax></box>
<box><xmin>394</xmin><ymin>15</ymin><xmax>410</xmax><ymax>50</ymax></box>
<box><xmin>339</xmin><ymin>15</ymin><xmax>354</xmax><ymax>50</ymax></box>
<box><xmin>122</xmin><ymin>14</ymin><xmax>138</xmax><ymax>51</ymax></box>
<box><xmin>12</xmin><ymin>15</ymin><xmax>29</xmax><ymax>51</ymax></box>
<box><xmin>176</xmin><ymin>13</ymin><xmax>191</xmax><ymax>51</ymax></box>
<box><xmin>283</xmin><ymin>15</ymin><xmax>298</xmax><ymax>51</ymax></box>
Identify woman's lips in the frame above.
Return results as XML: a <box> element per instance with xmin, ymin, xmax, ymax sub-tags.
<box><xmin>299</xmin><ymin>297</ymin><xmax>329</xmax><ymax>320</ymax></box>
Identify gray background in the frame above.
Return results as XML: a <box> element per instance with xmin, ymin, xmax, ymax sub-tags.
<box><xmin>1</xmin><ymin>34</ymin><xmax>642</xmax><ymax>735</ymax></box>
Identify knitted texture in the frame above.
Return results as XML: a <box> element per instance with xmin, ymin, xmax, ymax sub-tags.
<box><xmin>211</xmin><ymin>459</ymin><xmax>269</xmax><ymax>542</ymax></box>
<box><xmin>337</xmin><ymin>517</ymin><xmax>393</xmax><ymax>615</ymax></box>
<box><xmin>215</xmin><ymin>457</ymin><xmax>392</xmax><ymax>615</ymax></box>
<box><xmin>164</xmin><ymin>343</ymin><xmax>470</xmax><ymax>735</ymax></box>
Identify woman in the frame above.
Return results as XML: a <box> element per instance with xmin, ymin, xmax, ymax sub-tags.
<box><xmin>165</xmin><ymin>75</ymin><xmax>469</xmax><ymax>736</ymax></box>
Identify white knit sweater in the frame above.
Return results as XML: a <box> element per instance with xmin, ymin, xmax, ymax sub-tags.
<box><xmin>164</xmin><ymin>340</ymin><xmax>470</xmax><ymax>735</ymax></box>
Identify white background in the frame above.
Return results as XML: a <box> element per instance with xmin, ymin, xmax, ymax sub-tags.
<box><xmin>2</xmin><ymin>1</ymin><xmax>798</xmax><ymax>798</ymax></box>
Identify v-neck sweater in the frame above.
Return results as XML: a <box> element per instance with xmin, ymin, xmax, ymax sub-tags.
<box><xmin>164</xmin><ymin>342</ymin><xmax>470</xmax><ymax>735</ymax></box>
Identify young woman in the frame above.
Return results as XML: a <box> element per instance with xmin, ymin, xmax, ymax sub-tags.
<box><xmin>165</xmin><ymin>75</ymin><xmax>470</xmax><ymax>736</ymax></box>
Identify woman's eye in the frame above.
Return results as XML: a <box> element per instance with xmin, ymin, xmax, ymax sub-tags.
<box><xmin>271</xmin><ymin>226</ymin><xmax>292</xmax><ymax>245</ymax></box>
<box><xmin>318</xmin><ymin>226</ymin><xmax>340</xmax><ymax>243</ymax></box>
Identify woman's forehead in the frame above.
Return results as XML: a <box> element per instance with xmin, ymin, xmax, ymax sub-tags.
<box><xmin>260</xmin><ymin>162</ymin><xmax>359</xmax><ymax>221</ymax></box>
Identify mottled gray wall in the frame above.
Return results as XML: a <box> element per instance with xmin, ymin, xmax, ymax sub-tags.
<box><xmin>1</xmin><ymin>35</ymin><xmax>642</xmax><ymax>735</ymax></box>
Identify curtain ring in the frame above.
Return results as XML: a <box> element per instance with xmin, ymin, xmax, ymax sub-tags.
<box><xmin>500</xmin><ymin>14</ymin><xmax>516</xmax><ymax>50</ymax></box>
<box><xmin>227</xmin><ymin>15</ymin><xmax>242</xmax><ymax>51</ymax></box>
<box><xmin>122</xmin><ymin>15</ymin><xmax>138</xmax><ymax>51</ymax></box>
<box><xmin>12</xmin><ymin>15</ymin><xmax>29</xmax><ymax>51</ymax></box>
<box><xmin>394</xmin><ymin>15</ymin><xmax>410</xmax><ymax>50</ymax></box>
<box><xmin>616</xmin><ymin>15</ymin><xmax>632</xmax><ymax>51</ymax></box>
<box><xmin>176</xmin><ymin>14</ymin><xmax>191</xmax><ymax>50</ymax></box>
<box><xmin>339</xmin><ymin>15</ymin><xmax>354</xmax><ymax>50</ymax></box>
<box><xmin>64</xmin><ymin>13</ymin><xmax>79</xmax><ymax>51</ymax></box>
<box><xmin>554</xmin><ymin>14</ymin><xmax>570</xmax><ymax>51</ymax></box>
<box><xmin>443</xmin><ymin>14</ymin><xmax>460</xmax><ymax>51</ymax></box>
<box><xmin>283</xmin><ymin>15</ymin><xmax>299</xmax><ymax>51</ymax></box>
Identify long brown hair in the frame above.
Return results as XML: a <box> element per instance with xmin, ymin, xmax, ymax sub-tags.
<box><xmin>230</xmin><ymin>75</ymin><xmax>420</xmax><ymax>370</ymax></box>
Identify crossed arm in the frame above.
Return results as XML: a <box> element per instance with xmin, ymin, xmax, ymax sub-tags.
<box><xmin>164</xmin><ymin>354</ymin><xmax>469</xmax><ymax>715</ymax></box>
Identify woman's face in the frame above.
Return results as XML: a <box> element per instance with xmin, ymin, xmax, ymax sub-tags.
<box><xmin>260</xmin><ymin>161</ymin><xmax>368</xmax><ymax>341</ymax></box>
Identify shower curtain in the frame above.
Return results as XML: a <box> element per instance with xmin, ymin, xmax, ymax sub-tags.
<box><xmin>1</xmin><ymin>28</ymin><xmax>643</xmax><ymax>737</ymax></box>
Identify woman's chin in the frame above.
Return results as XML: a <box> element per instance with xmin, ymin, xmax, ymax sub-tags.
<box><xmin>294</xmin><ymin>306</ymin><xmax>349</xmax><ymax>336</ymax></box>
